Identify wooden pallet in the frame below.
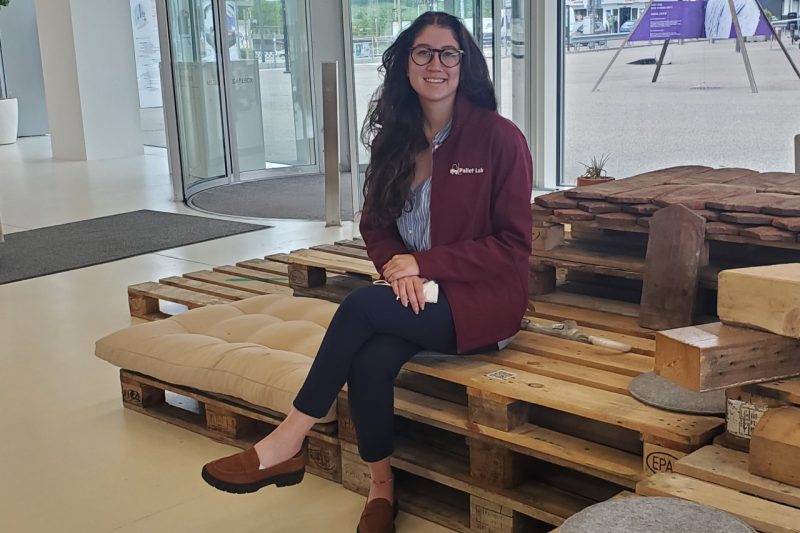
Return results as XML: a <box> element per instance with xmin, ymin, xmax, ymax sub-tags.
<box><xmin>535</xmin><ymin>167</ymin><xmax>800</xmax><ymax>249</ymax></box>
<box><xmin>637</xmin><ymin>445</ymin><xmax>800</xmax><ymax>533</ymax></box>
<box><xmin>128</xmin><ymin>253</ymin><xmax>295</xmax><ymax>320</ymax></box>
<box><xmin>119</xmin><ymin>369</ymin><xmax>341</xmax><ymax>483</ymax></box>
<box><xmin>286</xmin><ymin>240</ymin><xmax>375</xmax><ymax>302</ymax></box>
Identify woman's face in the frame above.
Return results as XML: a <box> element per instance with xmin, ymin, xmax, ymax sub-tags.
<box><xmin>407</xmin><ymin>25</ymin><xmax>461</xmax><ymax>107</ymax></box>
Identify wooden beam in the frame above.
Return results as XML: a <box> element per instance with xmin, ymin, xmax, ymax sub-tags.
<box><xmin>718</xmin><ymin>264</ymin><xmax>800</xmax><ymax>338</ymax></box>
<box><xmin>655</xmin><ymin>322</ymin><xmax>800</xmax><ymax>391</ymax></box>
<box><xmin>749</xmin><ymin>407</ymin><xmax>800</xmax><ymax>488</ymax></box>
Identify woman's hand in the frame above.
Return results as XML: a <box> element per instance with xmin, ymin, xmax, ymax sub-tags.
<box><xmin>382</xmin><ymin>254</ymin><xmax>420</xmax><ymax>282</ymax></box>
<box><xmin>390</xmin><ymin>275</ymin><xmax>427</xmax><ymax>314</ymax></box>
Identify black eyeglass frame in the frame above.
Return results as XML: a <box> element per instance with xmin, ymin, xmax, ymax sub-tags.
<box><xmin>408</xmin><ymin>46</ymin><xmax>465</xmax><ymax>67</ymax></box>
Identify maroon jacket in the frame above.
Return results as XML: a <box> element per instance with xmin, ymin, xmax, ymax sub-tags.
<box><xmin>359</xmin><ymin>95</ymin><xmax>533</xmax><ymax>353</ymax></box>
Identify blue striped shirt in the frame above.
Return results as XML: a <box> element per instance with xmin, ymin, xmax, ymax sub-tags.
<box><xmin>397</xmin><ymin>121</ymin><xmax>452</xmax><ymax>252</ymax></box>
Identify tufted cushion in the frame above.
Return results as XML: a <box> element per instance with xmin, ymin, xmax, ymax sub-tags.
<box><xmin>96</xmin><ymin>294</ymin><xmax>340</xmax><ymax>422</ymax></box>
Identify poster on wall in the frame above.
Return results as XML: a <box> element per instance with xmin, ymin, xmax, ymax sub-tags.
<box><xmin>130</xmin><ymin>0</ymin><xmax>163</xmax><ymax>108</ymax></box>
<box><xmin>629</xmin><ymin>0</ymin><xmax>773</xmax><ymax>41</ymax></box>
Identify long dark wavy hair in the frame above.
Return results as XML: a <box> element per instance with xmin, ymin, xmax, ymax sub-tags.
<box><xmin>361</xmin><ymin>11</ymin><xmax>497</xmax><ymax>227</ymax></box>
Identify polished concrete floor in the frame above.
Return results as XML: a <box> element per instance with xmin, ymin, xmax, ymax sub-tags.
<box><xmin>0</xmin><ymin>137</ymin><xmax>448</xmax><ymax>533</ymax></box>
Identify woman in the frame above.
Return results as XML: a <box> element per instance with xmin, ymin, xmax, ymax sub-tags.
<box><xmin>201</xmin><ymin>11</ymin><xmax>532</xmax><ymax>533</ymax></box>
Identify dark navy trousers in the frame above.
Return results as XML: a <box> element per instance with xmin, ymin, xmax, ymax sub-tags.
<box><xmin>293</xmin><ymin>284</ymin><xmax>458</xmax><ymax>462</ymax></box>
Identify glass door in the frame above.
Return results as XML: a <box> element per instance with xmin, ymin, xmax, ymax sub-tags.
<box><xmin>163</xmin><ymin>0</ymin><xmax>231</xmax><ymax>195</ymax></box>
<box><xmin>159</xmin><ymin>0</ymin><xmax>317</xmax><ymax>199</ymax></box>
<box><xmin>227</xmin><ymin>0</ymin><xmax>317</xmax><ymax>178</ymax></box>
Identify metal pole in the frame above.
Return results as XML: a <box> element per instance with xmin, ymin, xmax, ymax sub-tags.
<box><xmin>727</xmin><ymin>0</ymin><xmax>758</xmax><ymax>93</ymax></box>
<box><xmin>652</xmin><ymin>39</ymin><xmax>670</xmax><ymax>83</ymax></box>
<box><xmin>755</xmin><ymin>1</ymin><xmax>800</xmax><ymax>81</ymax></box>
<box><xmin>593</xmin><ymin>1</ymin><xmax>651</xmax><ymax>92</ymax></box>
<box><xmin>322</xmin><ymin>62</ymin><xmax>341</xmax><ymax>227</ymax></box>
<box><xmin>795</xmin><ymin>134</ymin><xmax>800</xmax><ymax>174</ymax></box>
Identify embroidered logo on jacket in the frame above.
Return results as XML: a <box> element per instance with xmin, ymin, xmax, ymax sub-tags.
<box><xmin>450</xmin><ymin>163</ymin><xmax>485</xmax><ymax>175</ymax></box>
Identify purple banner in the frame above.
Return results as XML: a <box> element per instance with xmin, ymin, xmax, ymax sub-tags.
<box><xmin>629</xmin><ymin>0</ymin><xmax>773</xmax><ymax>42</ymax></box>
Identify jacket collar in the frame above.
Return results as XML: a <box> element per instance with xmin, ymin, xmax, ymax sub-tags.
<box><xmin>451</xmin><ymin>92</ymin><xmax>478</xmax><ymax>133</ymax></box>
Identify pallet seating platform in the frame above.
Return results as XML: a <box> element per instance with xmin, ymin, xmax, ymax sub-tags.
<box><xmin>119</xmin><ymin>369</ymin><xmax>341</xmax><ymax>482</ymax></box>
<box><xmin>121</xmin><ymin>238</ymin><xmax>729</xmax><ymax>532</ymax></box>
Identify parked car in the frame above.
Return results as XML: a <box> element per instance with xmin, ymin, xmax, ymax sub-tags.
<box><xmin>620</xmin><ymin>20</ymin><xmax>637</xmax><ymax>33</ymax></box>
<box><xmin>570</xmin><ymin>20</ymin><xmax>609</xmax><ymax>48</ymax></box>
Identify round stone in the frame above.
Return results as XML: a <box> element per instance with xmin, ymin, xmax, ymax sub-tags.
<box><xmin>559</xmin><ymin>497</ymin><xmax>755</xmax><ymax>533</ymax></box>
<box><xmin>628</xmin><ymin>372</ymin><xmax>726</xmax><ymax>415</ymax></box>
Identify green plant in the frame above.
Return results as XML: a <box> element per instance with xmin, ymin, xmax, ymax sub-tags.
<box><xmin>579</xmin><ymin>154</ymin><xmax>611</xmax><ymax>179</ymax></box>
<box><xmin>0</xmin><ymin>0</ymin><xmax>11</xmax><ymax>9</ymax></box>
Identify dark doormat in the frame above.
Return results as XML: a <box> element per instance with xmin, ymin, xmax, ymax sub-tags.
<box><xmin>0</xmin><ymin>210</ymin><xmax>269</xmax><ymax>285</ymax></box>
<box><xmin>188</xmin><ymin>174</ymin><xmax>355</xmax><ymax>221</ymax></box>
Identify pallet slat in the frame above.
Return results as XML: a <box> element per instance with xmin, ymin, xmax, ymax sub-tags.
<box><xmin>637</xmin><ymin>473</ymin><xmax>800</xmax><ymax>533</ymax></box>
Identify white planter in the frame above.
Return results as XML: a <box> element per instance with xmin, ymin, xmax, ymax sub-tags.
<box><xmin>0</xmin><ymin>98</ymin><xmax>19</xmax><ymax>145</ymax></box>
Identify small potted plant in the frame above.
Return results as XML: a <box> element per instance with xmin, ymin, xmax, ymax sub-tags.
<box><xmin>577</xmin><ymin>154</ymin><xmax>614</xmax><ymax>187</ymax></box>
<box><xmin>0</xmin><ymin>0</ymin><xmax>18</xmax><ymax>145</ymax></box>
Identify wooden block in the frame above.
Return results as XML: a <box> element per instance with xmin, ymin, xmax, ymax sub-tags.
<box><xmin>287</xmin><ymin>263</ymin><xmax>326</xmax><ymax>288</ymax></box>
<box><xmin>595</xmin><ymin>212</ymin><xmax>639</xmax><ymax>228</ymax></box>
<box><xmin>622</xmin><ymin>203</ymin><xmax>660</xmax><ymax>216</ymax></box>
<box><xmin>534</xmin><ymin>191</ymin><xmax>578</xmax><ymax>209</ymax></box>
<box><xmin>763</xmin><ymin>195</ymin><xmax>800</xmax><ymax>216</ymax></box>
<box><xmin>467</xmin><ymin>388</ymin><xmax>528</xmax><ymax>431</ymax></box>
<box><xmin>643</xmin><ymin>442</ymin><xmax>687</xmax><ymax>476</ymax></box>
<box><xmin>468</xmin><ymin>439</ymin><xmax>524</xmax><ymax>489</ymax></box>
<box><xmin>552</xmin><ymin>208</ymin><xmax>594</xmax><ymax>221</ymax></box>
<box><xmin>636</xmin><ymin>472</ymin><xmax>800</xmax><ymax>533</ymax></box>
<box><xmin>470</xmin><ymin>496</ymin><xmax>519</xmax><ymax>533</ymax></box>
<box><xmin>639</xmin><ymin>205</ymin><xmax>707</xmax><ymax>330</ymax></box>
<box><xmin>606</xmin><ymin>184</ymin><xmax>690</xmax><ymax>205</ymax></box>
<box><xmin>577</xmin><ymin>200</ymin><xmax>621</xmax><ymax>214</ymax></box>
<box><xmin>665</xmin><ymin>167</ymin><xmax>757</xmax><ymax>185</ymax></box>
<box><xmin>531</xmin><ymin>204</ymin><xmax>555</xmax><ymax>221</ymax></box>
<box><xmin>653</xmin><ymin>185</ymin><xmax>759</xmax><ymax>210</ymax></box>
<box><xmin>675</xmin><ymin>445</ymin><xmax>800</xmax><ymax>508</ymax></box>
<box><xmin>725</xmin><ymin>171</ymin><xmax>800</xmax><ymax>190</ymax></box>
<box><xmin>308</xmin><ymin>438</ymin><xmax>342</xmax><ymax>483</ymax></box>
<box><xmin>655</xmin><ymin>322</ymin><xmax>800</xmax><ymax>391</ymax></box>
<box><xmin>120</xmin><ymin>371</ymin><xmax>165</xmax><ymax>408</ymax></box>
<box><xmin>747</xmin><ymin>377</ymin><xmax>800</xmax><ymax>406</ymax></box>
<box><xmin>205</xmin><ymin>404</ymin><xmax>256</xmax><ymax>439</ymax></box>
<box><xmin>337</xmin><ymin>390</ymin><xmax>358</xmax><ymax>444</ymax></box>
<box><xmin>127</xmin><ymin>290</ymin><xmax>161</xmax><ymax>320</ymax></box>
<box><xmin>739</xmin><ymin>226</ymin><xmax>796</xmax><ymax>242</ymax></box>
<box><xmin>532</xmin><ymin>225</ymin><xmax>564</xmax><ymax>251</ymax></box>
<box><xmin>718</xmin><ymin>264</ymin><xmax>800</xmax><ymax>338</ymax></box>
<box><xmin>528</xmin><ymin>262</ymin><xmax>556</xmax><ymax>297</ymax></box>
<box><xmin>726</xmin><ymin>386</ymin><xmax>787</xmax><ymax>441</ymax></box>
<box><xmin>707</xmin><ymin>193</ymin><xmax>797</xmax><ymax>213</ymax></box>
<box><xmin>692</xmin><ymin>209</ymin><xmax>720</xmax><ymax>221</ymax></box>
<box><xmin>772</xmin><ymin>217</ymin><xmax>800</xmax><ymax>232</ymax></box>
<box><xmin>718</xmin><ymin>212</ymin><xmax>774</xmax><ymax>225</ymax></box>
<box><xmin>340</xmin><ymin>448</ymin><xmax>370</xmax><ymax>496</ymax></box>
<box><xmin>749</xmin><ymin>407</ymin><xmax>800</xmax><ymax>487</ymax></box>
<box><xmin>706</xmin><ymin>222</ymin><xmax>741</xmax><ymax>235</ymax></box>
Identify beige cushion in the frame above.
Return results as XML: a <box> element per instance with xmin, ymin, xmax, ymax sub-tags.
<box><xmin>96</xmin><ymin>294</ymin><xmax>339</xmax><ymax>422</ymax></box>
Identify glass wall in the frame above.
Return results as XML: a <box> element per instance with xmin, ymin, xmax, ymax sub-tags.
<box><xmin>227</xmin><ymin>0</ymin><xmax>316</xmax><ymax>173</ymax></box>
<box><xmin>560</xmin><ymin>0</ymin><xmax>800</xmax><ymax>186</ymax></box>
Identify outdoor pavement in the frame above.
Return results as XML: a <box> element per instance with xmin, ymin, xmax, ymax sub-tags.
<box><xmin>141</xmin><ymin>35</ymin><xmax>800</xmax><ymax>184</ymax></box>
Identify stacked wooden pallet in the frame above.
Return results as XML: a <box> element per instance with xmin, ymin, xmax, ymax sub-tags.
<box><xmin>535</xmin><ymin>166</ymin><xmax>800</xmax><ymax>245</ymax></box>
<box><xmin>123</xmin><ymin>239</ymin><xmax>726</xmax><ymax>532</ymax></box>
<box><xmin>531</xmin><ymin>166</ymin><xmax>800</xmax><ymax>333</ymax></box>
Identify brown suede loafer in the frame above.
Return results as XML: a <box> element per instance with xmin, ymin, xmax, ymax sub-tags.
<box><xmin>201</xmin><ymin>442</ymin><xmax>306</xmax><ymax>494</ymax></box>
<box><xmin>357</xmin><ymin>497</ymin><xmax>399</xmax><ymax>533</ymax></box>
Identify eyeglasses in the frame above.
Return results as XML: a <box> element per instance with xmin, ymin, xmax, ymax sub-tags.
<box><xmin>409</xmin><ymin>46</ymin><xmax>464</xmax><ymax>68</ymax></box>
